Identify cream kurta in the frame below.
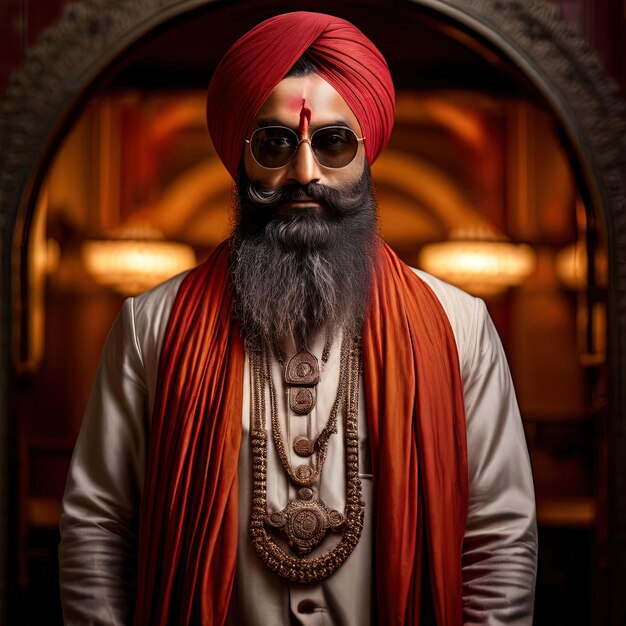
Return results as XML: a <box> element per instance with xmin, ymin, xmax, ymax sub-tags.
<box><xmin>59</xmin><ymin>268</ymin><xmax>537</xmax><ymax>625</ymax></box>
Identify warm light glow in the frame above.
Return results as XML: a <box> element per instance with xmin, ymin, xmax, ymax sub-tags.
<box><xmin>45</xmin><ymin>238</ymin><xmax>61</xmax><ymax>274</ymax></box>
<box><xmin>556</xmin><ymin>241</ymin><xmax>608</xmax><ymax>290</ymax></box>
<box><xmin>82</xmin><ymin>227</ymin><xmax>196</xmax><ymax>295</ymax></box>
<box><xmin>420</xmin><ymin>230</ymin><xmax>536</xmax><ymax>296</ymax></box>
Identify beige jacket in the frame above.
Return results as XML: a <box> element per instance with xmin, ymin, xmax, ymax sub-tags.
<box><xmin>59</xmin><ymin>268</ymin><xmax>537</xmax><ymax>625</ymax></box>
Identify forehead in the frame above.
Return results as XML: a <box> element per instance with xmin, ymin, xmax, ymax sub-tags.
<box><xmin>252</xmin><ymin>74</ymin><xmax>362</xmax><ymax>133</ymax></box>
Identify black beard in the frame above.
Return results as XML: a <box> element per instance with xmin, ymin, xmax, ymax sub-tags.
<box><xmin>230</xmin><ymin>165</ymin><xmax>379</xmax><ymax>346</ymax></box>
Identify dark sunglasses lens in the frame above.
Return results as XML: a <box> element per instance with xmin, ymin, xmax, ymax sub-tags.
<box><xmin>311</xmin><ymin>127</ymin><xmax>359</xmax><ymax>168</ymax></box>
<box><xmin>250</xmin><ymin>127</ymin><xmax>297</xmax><ymax>168</ymax></box>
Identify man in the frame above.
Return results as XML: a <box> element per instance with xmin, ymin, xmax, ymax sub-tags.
<box><xmin>59</xmin><ymin>11</ymin><xmax>537</xmax><ymax>626</ymax></box>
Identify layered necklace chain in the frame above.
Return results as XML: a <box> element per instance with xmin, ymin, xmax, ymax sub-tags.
<box><xmin>248</xmin><ymin>334</ymin><xmax>365</xmax><ymax>583</ymax></box>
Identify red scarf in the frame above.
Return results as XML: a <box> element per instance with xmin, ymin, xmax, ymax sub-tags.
<box><xmin>134</xmin><ymin>240</ymin><xmax>468</xmax><ymax>625</ymax></box>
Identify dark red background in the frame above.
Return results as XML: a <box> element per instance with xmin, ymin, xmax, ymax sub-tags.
<box><xmin>0</xmin><ymin>0</ymin><xmax>624</xmax><ymax>99</ymax></box>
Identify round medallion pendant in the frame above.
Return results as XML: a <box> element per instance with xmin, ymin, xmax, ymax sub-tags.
<box><xmin>262</xmin><ymin>497</ymin><xmax>347</xmax><ymax>555</ymax></box>
<box><xmin>293</xmin><ymin>436</ymin><xmax>314</xmax><ymax>457</ymax></box>
<box><xmin>289</xmin><ymin>387</ymin><xmax>314</xmax><ymax>415</ymax></box>
<box><xmin>291</xmin><ymin>508</ymin><xmax>322</xmax><ymax>541</ymax></box>
<box><xmin>295</xmin><ymin>464</ymin><xmax>313</xmax><ymax>482</ymax></box>
<box><xmin>268</xmin><ymin>511</ymin><xmax>286</xmax><ymax>527</ymax></box>
<box><xmin>298</xmin><ymin>487</ymin><xmax>314</xmax><ymax>500</ymax></box>
<box><xmin>328</xmin><ymin>510</ymin><xmax>346</xmax><ymax>530</ymax></box>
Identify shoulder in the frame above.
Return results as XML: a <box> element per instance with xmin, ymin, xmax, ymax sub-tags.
<box><xmin>410</xmin><ymin>267</ymin><xmax>478</xmax><ymax>312</ymax></box>
<box><xmin>408</xmin><ymin>267</ymin><xmax>491</xmax><ymax>383</ymax></box>
<box><xmin>410</xmin><ymin>267</ymin><xmax>485</xmax><ymax>341</ymax></box>
<box><xmin>128</xmin><ymin>270</ymin><xmax>191</xmax><ymax>369</ymax></box>
<box><xmin>132</xmin><ymin>270</ymin><xmax>190</xmax><ymax>328</ymax></box>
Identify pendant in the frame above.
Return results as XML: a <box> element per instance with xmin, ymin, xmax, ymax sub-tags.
<box><xmin>293</xmin><ymin>436</ymin><xmax>315</xmax><ymax>457</ymax></box>
<box><xmin>294</xmin><ymin>464</ymin><xmax>314</xmax><ymax>484</ymax></box>
<box><xmin>248</xmin><ymin>335</ymin><xmax>365</xmax><ymax>583</ymax></box>
<box><xmin>288</xmin><ymin>386</ymin><xmax>316</xmax><ymax>414</ymax></box>
<box><xmin>285</xmin><ymin>348</ymin><xmax>319</xmax><ymax>385</ymax></box>
<box><xmin>265</xmin><ymin>497</ymin><xmax>346</xmax><ymax>555</ymax></box>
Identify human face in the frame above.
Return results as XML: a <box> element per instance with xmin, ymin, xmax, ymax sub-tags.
<box><xmin>243</xmin><ymin>74</ymin><xmax>366</xmax><ymax>214</ymax></box>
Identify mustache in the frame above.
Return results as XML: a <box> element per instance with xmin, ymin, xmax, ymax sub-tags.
<box><xmin>244</xmin><ymin>178</ymin><xmax>367</xmax><ymax>217</ymax></box>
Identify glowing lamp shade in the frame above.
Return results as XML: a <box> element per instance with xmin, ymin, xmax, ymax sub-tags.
<box><xmin>420</xmin><ymin>232</ymin><xmax>536</xmax><ymax>297</ymax></box>
<box><xmin>82</xmin><ymin>235</ymin><xmax>196</xmax><ymax>295</ymax></box>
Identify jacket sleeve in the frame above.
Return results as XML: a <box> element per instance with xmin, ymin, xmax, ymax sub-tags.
<box><xmin>59</xmin><ymin>297</ymin><xmax>146</xmax><ymax>626</ymax></box>
<box><xmin>461</xmin><ymin>297</ymin><xmax>537</xmax><ymax>625</ymax></box>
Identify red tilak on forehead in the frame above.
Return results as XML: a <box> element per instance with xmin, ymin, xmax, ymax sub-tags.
<box><xmin>298</xmin><ymin>101</ymin><xmax>311</xmax><ymax>134</ymax></box>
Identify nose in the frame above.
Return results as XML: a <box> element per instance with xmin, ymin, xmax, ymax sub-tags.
<box><xmin>287</xmin><ymin>139</ymin><xmax>322</xmax><ymax>185</ymax></box>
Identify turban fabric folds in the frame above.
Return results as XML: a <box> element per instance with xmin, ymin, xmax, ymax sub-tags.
<box><xmin>206</xmin><ymin>11</ymin><xmax>395</xmax><ymax>178</ymax></box>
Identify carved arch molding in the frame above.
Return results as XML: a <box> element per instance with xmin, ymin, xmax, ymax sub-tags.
<box><xmin>0</xmin><ymin>0</ymin><xmax>625</xmax><ymax>622</ymax></box>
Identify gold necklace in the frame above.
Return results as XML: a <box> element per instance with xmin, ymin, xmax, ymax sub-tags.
<box><xmin>271</xmin><ymin>339</ymin><xmax>346</xmax><ymax>487</ymax></box>
<box><xmin>248</xmin><ymin>336</ymin><xmax>365</xmax><ymax>582</ymax></box>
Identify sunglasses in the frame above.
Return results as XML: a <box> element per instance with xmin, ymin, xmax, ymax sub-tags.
<box><xmin>245</xmin><ymin>125</ymin><xmax>365</xmax><ymax>169</ymax></box>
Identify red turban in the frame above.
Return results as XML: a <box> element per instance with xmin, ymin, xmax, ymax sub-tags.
<box><xmin>206</xmin><ymin>11</ymin><xmax>395</xmax><ymax>179</ymax></box>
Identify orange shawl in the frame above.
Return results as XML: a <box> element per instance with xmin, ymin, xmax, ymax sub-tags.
<box><xmin>134</xmin><ymin>240</ymin><xmax>468</xmax><ymax>625</ymax></box>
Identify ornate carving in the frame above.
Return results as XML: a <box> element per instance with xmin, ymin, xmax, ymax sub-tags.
<box><xmin>0</xmin><ymin>0</ymin><xmax>625</xmax><ymax>620</ymax></box>
<box><xmin>265</xmin><ymin>498</ymin><xmax>346</xmax><ymax>555</ymax></box>
<box><xmin>293</xmin><ymin>435</ymin><xmax>315</xmax><ymax>457</ymax></box>
<box><xmin>285</xmin><ymin>348</ymin><xmax>319</xmax><ymax>385</ymax></box>
<box><xmin>288</xmin><ymin>386</ymin><xmax>316</xmax><ymax>414</ymax></box>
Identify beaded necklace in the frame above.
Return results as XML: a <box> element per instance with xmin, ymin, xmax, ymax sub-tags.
<box><xmin>248</xmin><ymin>335</ymin><xmax>365</xmax><ymax>582</ymax></box>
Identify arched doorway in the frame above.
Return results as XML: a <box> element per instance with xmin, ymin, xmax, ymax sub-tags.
<box><xmin>1</xmin><ymin>1</ymin><xmax>625</xmax><ymax>623</ymax></box>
